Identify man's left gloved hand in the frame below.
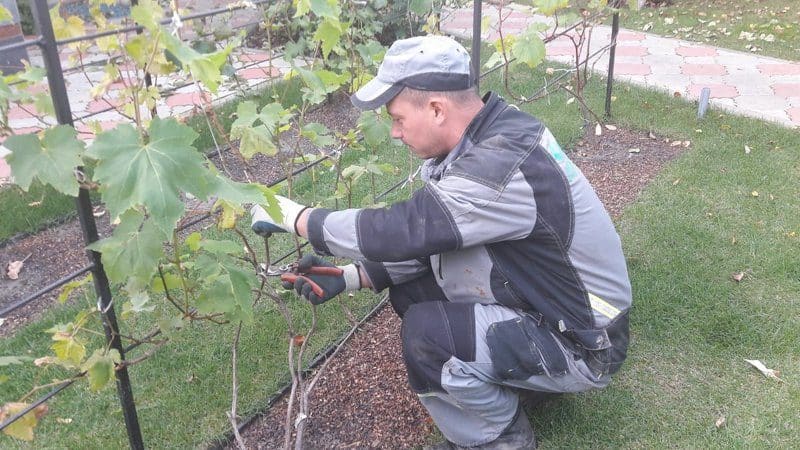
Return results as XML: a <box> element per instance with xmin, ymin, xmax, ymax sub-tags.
<box><xmin>250</xmin><ymin>195</ymin><xmax>309</xmax><ymax>236</ymax></box>
<box><xmin>281</xmin><ymin>254</ymin><xmax>361</xmax><ymax>305</ymax></box>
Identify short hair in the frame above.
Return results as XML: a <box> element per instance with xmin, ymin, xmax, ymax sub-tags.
<box><xmin>397</xmin><ymin>86</ymin><xmax>480</xmax><ymax>108</ymax></box>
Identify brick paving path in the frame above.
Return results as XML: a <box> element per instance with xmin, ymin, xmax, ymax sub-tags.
<box><xmin>441</xmin><ymin>3</ymin><xmax>800</xmax><ymax>128</ymax></box>
<box><xmin>2</xmin><ymin>2</ymin><xmax>799</xmax><ymax>183</ymax></box>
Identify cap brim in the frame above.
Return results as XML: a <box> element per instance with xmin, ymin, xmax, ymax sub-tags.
<box><xmin>350</xmin><ymin>77</ymin><xmax>405</xmax><ymax>110</ymax></box>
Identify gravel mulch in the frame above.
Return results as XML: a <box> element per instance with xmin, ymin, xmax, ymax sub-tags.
<box><xmin>0</xmin><ymin>93</ymin><xmax>685</xmax><ymax>447</ymax></box>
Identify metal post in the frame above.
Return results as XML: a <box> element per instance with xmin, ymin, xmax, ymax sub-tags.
<box><xmin>471</xmin><ymin>0</ymin><xmax>482</xmax><ymax>91</ymax></box>
<box><xmin>29</xmin><ymin>1</ymin><xmax>145</xmax><ymax>448</ymax></box>
<box><xmin>604</xmin><ymin>7</ymin><xmax>620</xmax><ymax>117</ymax></box>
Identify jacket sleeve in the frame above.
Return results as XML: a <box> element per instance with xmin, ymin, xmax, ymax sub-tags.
<box><xmin>360</xmin><ymin>258</ymin><xmax>431</xmax><ymax>292</ymax></box>
<box><xmin>305</xmin><ymin>167</ymin><xmax>537</xmax><ymax>262</ymax></box>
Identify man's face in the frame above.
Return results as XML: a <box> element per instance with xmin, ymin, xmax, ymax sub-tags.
<box><xmin>386</xmin><ymin>94</ymin><xmax>446</xmax><ymax>160</ymax></box>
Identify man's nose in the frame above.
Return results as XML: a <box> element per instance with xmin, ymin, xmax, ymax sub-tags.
<box><xmin>390</xmin><ymin>125</ymin><xmax>402</xmax><ymax>139</ymax></box>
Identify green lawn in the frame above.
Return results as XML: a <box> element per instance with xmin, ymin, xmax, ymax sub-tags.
<box><xmin>620</xmin><ymin>0</ymin><xmax>800</xmax><ymax>60</ymax></box>
<box><xmin>480</xmin><ymin>52</ymin><xmax>799</xmax><ymax>447</ymax></box>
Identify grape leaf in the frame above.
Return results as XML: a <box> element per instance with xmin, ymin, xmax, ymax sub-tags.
<box><xmin>230</xmin><ymin>101</ymin><xmax>292</xmax><ymax>158</ymax></box>
<box><xmin>196</xmin><ymin>259</ymin><xmax>254</xmax><ymax>323</ymax></box>
<box><xmin>314</xmin><ymin>18</ymin><xmax>344</xmax><ymax>59</ymax></box>
<box><xmin>130</xmin><ymin>0</ymin><xmax>164</xmax><ymax>32</ymax></box>
<box><xmin>358</xmin><ymin>110</ymin><xmax>391</xmax><ymax>147</ymax></box>
<box><xmin>533</xmin><ymin>0</ymin><xmax>569</xmax><ymax>15</ymax></box>
<box><xmin>81</xmin><ymin>349</ymin><xmax>121</xmax><ymax>392</ymax></box>
<box><xmin>301</xmin><ymin>122</ymin><xmax>335</xmax><ymax>147</ymax></box>
<box><xmin>512</xmin><ymin>30</ymin><xmax>546</xmax><ymax>69</ymax></box>
<box><xmin>87</xmin><ymin>209</ymin><xmax>164</xmax><ymax>284</ymax></box>
<box><xmin>50</xmin><ymin>328</ymin><xmax>86</xmax><ymax>368</ymax></box>
<box><xmin>409</xmin><ymin>0</ymin><xmax>433</xmax><ymax>15</ymax></box>
<box><xmin>0</xmin><ymin>6</ymin><xmax>11</xmax><ymax>22</ymax></box>
<box><xmin>5</xmin><ymin>126</ymin><xmax>84</xmax><ymax>196</ymax></box>
<box><xmin>0</xmin><ymin>402</ymin><xmax>48</xmax><ymax>441</ymax></box>
<box><xmin>161</xmin><ymin>32</ymin><xmax>233</xmax><ymax>93</ymax></box>
<box><xmin>86</xmin><ymin>118</ymin><xmax>204</xmax><ymax>237</ymax></box>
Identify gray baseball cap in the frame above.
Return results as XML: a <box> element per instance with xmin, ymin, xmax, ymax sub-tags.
<box><xmin>351</xmin><ymin>35</ymin><xmax>475</xmax><ymax>110</ymax></box>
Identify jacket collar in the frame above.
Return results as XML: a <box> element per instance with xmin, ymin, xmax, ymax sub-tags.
<box><xmin>421</xmin><ymin>92</ymin><xmax>506</xmax><ymax>182</ymax></box>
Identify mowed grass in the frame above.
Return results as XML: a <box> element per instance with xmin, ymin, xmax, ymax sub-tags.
<box><xmin>477</xmin><ymin>54</ymin><xmax>799</xmax><ymax>447</ymax></box>
<box><xmin>619</xmin><ymin>0</ymin><xmax>800</xmax><ymax>60</ymax></box>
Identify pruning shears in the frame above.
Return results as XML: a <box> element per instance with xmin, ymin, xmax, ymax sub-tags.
<box><xmin>262</xmin><ymin>262</ymin><xmax>344</xmax><ymax>298</ymax></box>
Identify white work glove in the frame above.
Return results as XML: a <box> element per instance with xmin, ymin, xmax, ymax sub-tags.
<box><xmin>250</xmin><ymin>195</ymin><xmax>309</xmax><ymax>236</ymax></box>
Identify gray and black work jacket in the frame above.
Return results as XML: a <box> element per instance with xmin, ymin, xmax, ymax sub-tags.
<box><xmin>306</xmin><ymin>92</ymin><xmax>632</xmax><ymax>374</ymax></box>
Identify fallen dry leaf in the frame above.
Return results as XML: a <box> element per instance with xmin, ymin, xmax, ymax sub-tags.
<box><xmin>672</xmin><ymin>178</ymin><xmax>681</xmax><ymax>185</ymax></box>
<box><xmin>56</xmin><ymin>417</ymin><xmax>73</xmax><ymax>424</ymax></box>
<box><xmin>27</xmin><ymin>201</ymin><xmax>42</xmax><ymax>207</ymax></box>
<box><xmin>671</xmin><ymin>140</ymin><xmax>682</xmax><ymax>147</ymax></box>
<box><xmin>6</xmin><ymin>253</ymin><xmax>32</xmax><ymax>280</ymax></box>
<box><xmin>751</xmin><ymin>191</ymin><xmax>759</xmax><ymax>197</ymax></box>
<box><xmin>595</xmin><ymin>123</ymin><xmax>602</xmax><ymax>136</ymax></box>
<box><xmin>744</xmin><ymin>359</ymin><xmax>783</xmax><ymax>382</ymax></box>
<box><xmin>744</xmin><ymin>145</ymin><xmax>751</xmax><ymax>154</ymax></box>
<box><xmin>605</xmin><ymin>124</ymin><xmax>617</xmax><ymax>131</ymax></box>
<box><xmin>715</xmin><ymin>416</ymin><xmax>726</xmax><ymax>429</ymax></box>
<box><xmin>6</xmin><ymin>261</ymin><xmax>24</xmax><ymax>280</ymax></box>
<box><xmin>292</xmin><ymin>334</ymin><xmax>306</xmax><ymax>347</ymax></box>
<box><xmin>731</xmin><ymin>272</ymin><xmax>745</xmax><ymax>282</ymax></box>
<box><xmin>628</xmin><ymin>148</ymin><xmax>641</xmax><ymax>154</ymax></box>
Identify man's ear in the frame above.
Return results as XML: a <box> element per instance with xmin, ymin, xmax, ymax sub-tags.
<box><xmin>429</xmin><ymin>98</ymin><xmax>446</xmax><ymax>124</ymax></box>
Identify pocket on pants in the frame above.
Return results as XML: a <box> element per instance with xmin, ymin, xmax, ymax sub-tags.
<box><xmin>486</xmin><ymin>316</ymin><xmax>569</xmax><ymax>380</ymax></box>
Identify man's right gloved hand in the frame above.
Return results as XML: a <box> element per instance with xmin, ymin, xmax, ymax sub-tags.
<box><xmin>281</xmin><ymin>254</ymin><xmax>361</xmax><ymax>305</ymax></box>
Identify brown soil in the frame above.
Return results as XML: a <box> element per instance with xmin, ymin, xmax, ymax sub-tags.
<box><xmin>0</xmin><ymin>94</ymin><xmax>685</xmax><ymax>448</ymax></box>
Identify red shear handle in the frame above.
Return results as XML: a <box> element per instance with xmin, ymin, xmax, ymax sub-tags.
<box><xmin>303</xmin><ymin>266</ymin><xmax>344</xmax><ymax>276</ymax></box>
<box><xmin>280</xmin><ymin>273</ymin><xmax>324</xmax><ymax>298</ymax></box>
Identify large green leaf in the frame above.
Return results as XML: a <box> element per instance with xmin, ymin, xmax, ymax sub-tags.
<box><xmin>5</xmin><ymin>126</ymin><xmax>84</xmax><ymax>196</ymax></box>
<box><xmin>87</xmin><ymin>210</ymin><xmax>164</xmax><ymax>284</ymax></box>
<box><xmin>81</xmin><ymin>349</ymin><xmax>121</xmax><ymax>392</ymax></box>
<box><xmin>86</xmin><ymin>118</ymin><xmax>204</xmax><ymax>237</ymax></box>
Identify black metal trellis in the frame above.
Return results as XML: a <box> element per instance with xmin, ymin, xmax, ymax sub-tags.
<box><xmin>0</xmin><ymin>1</ymin><xmax>620</xmax><ymax>447</ymax></box>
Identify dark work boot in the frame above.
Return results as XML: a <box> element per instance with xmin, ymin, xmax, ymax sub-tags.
<box><xmin>424</xmin><ymin>406</ymin><xmax>537</xmax><ymax>450</ymax></box>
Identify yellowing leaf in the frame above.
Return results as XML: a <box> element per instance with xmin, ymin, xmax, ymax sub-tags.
<box><xmin>744</xmin><ymin>359</ymin><xmax>783</xmax><ymax>381</ymax></box>
<box><xmin>0</xmin><ymin>402</ymin><xmax>48</xmax><ymax>441</ymax></box>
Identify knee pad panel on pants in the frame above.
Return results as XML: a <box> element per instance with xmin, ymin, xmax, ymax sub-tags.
<box><xmin>402</xmin><ymin>302</ymin><xmax>476</xmax><ymax>394</ymax></box>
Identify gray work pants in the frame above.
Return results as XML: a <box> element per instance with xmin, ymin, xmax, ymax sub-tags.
<box><xmin>390</xmin><ymin>273</ymin><xmax>610</xmax><ymax>447</ymax></box>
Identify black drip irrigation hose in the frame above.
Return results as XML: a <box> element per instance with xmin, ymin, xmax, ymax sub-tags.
<box><xmin>208</xmin><ymin>293</ymin><xmax>390</xmax><ymax>450</ymax></box>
